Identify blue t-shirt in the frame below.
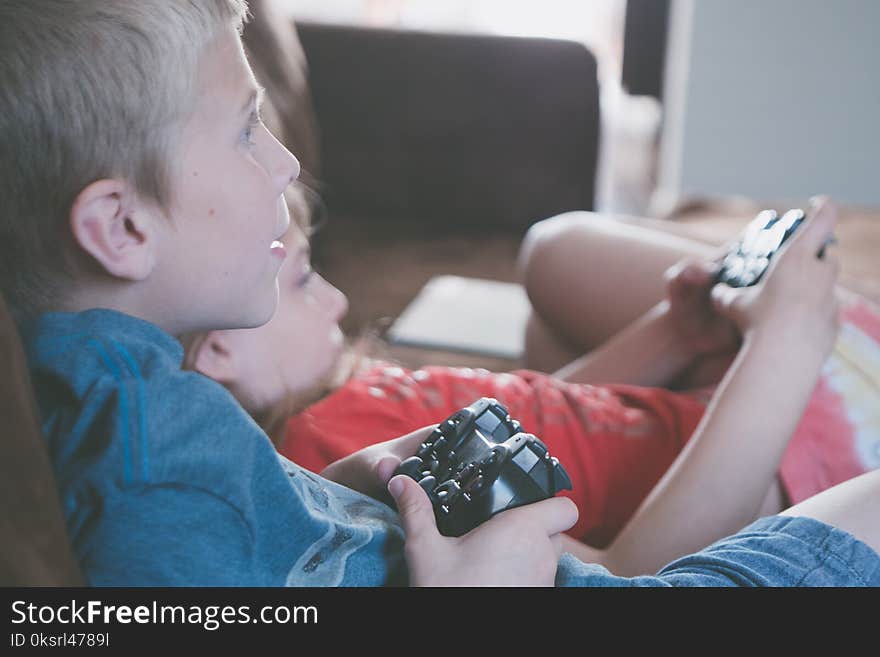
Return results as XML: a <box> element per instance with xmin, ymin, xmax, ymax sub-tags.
<box><xmin>23</xmin><ymin>309</ymin><xmax>408</xmax><ymax>586</ymax></box>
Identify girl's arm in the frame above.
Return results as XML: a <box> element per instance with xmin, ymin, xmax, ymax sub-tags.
<box><xmin>594</xmin><ymin>330</ymin><xmax>830</xmax><ymax>575</ymax></box>
<box><xmin>552</xmin><ymin>300</ymin><xmax>699</xmax><ymax>387</ymax></box>
<box><xmin>569</xmin><ymin>197</ymin><xmax>841</xmax><ymax>576</ymax></box>
<box><xmin>553</xmin><ymin>259</ymin><xmax>741</xmax><ymax>388</ymax></box>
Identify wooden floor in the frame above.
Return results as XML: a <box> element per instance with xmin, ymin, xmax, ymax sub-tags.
<box><xmin>312</xmin><ymin>217</ymin><xmax>525</xmax><ymax>371</ymax></box>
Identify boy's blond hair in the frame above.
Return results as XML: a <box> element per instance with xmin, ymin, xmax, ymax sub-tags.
<box><xmin>0</xmin><ymin>0</ymin><xmax>249</xmax><ymax>323</ymax></box>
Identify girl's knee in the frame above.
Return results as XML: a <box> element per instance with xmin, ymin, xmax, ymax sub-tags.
<box><xmin>518</xmin><ymin>211</ymin><xmax>602</xmax><ymax>288</ymax></box>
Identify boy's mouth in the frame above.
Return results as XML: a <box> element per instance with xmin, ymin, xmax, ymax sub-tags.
<box><xmin>270</xmin><ymin>240</ymin><xmax>287</xmax><ymax>259</ymax></box>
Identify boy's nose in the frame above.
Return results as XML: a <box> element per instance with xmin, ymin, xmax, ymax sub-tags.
<box><xmin>268</xmin><ymin>132</ymin><xmax>301</xmax><ymax>191</ymax></box>
<box><xmin>279</xmin><ymin>152</ymin><xmax>300</xmax><ymax>190</ymax></box>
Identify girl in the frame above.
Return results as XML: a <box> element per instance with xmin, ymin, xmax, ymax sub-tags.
<box><xmin>182</xmin><ymin>191</ymin><xmax>879</xmax><ymax>575</ymax></box>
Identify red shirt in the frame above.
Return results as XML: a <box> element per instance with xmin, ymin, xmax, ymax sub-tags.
<box><xmin>280</xmin><ymin>295</ymin><xmax>880</xmax><ymax>546</ymax></box>
<box><xmin>281</xmin><ymin>365</ymin><xmax>708</xmax><ymax>544</ymax></box>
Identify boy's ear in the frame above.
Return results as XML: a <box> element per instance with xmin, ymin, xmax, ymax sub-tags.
<box><xmin>69</xmin><ymin>179</ymin><xmax>157</xmax><ymax>280</ymax></box>
<box><xmin>191</xmin><ymin>332</ymin><xmax>237</xmax><ymax>384</ymax></box>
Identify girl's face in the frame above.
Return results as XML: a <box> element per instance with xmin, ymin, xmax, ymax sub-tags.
<box><xmin>205</xmin><ymin>220</ymin><xmax>349</xmax><ymax>415</ymax></box>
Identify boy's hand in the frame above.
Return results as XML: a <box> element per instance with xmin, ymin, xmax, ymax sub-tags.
<box><xmin>388</xmin><ymin>474</ymin><xmax>578</xmax><ymax>586</ymax></box>
<box><xmin>664</xmin><ymin>257</ymin><xmax>742</xmax><ymax>359</ymax></box>
<box><xmin>710</xmin><ymin>195</ymin><xmax>841</xmax><ymax>356</ymax></box>
<box><xmin>318</xmin><ymin>426</ymin><xmax>434</xmax><ymax>501</ymax></box>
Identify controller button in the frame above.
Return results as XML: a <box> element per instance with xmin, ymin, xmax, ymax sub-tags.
<box><xmin>485</xmin><ymin>445</ymin><xmax>508</xmax><ymax>466</ymax></box>
<box><xmin>418</xmin><ymin>475</ymin><xmax>437</xmax><ymax>496</ymax></box>
<box><xmin>458</xmin><ymin>463</ymin><xmax>478</xmax><ymax>481</ymax></box>
<box><xmin>467</xmin><ymin>475</ymin><xmax>487</xmax><ymax>494</ymax></box>
<box><xmin>436</xmin><ymin>480</ymin><xmax>462</xmax><ymax>505</ymax></box>
<box><xmin>397</xmin><ymin>456</ymin><xmax>425</xmax><ymax>480</ymax></box>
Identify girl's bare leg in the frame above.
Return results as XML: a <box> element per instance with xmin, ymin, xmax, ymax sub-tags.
<box><xmin>518</xmin><ymin>211</ymin><xmax>734</xmax><ymax>386</ymax></box>
<box><xmin>518</xmin><ymin>211</ymin><xmax>716</xmax><ymax>371</ymax></box>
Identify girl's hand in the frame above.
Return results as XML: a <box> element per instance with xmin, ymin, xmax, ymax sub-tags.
<box><xmin>319</xmin><ymin>426</ymin><xmax>434</xmax><ymax>501</ymax></box>
<box><xmin>388</xmin><ymin>474</ymin><xmax>578</xmax><ymax>586</ymax></box>
<box><xmin>664</xmin><ymin>256</ymin><xmax>742</xmax><ymax>359</ymax></box>
<box><xmin>710</xmin><ymin>195</ymin><xmax>841</xmax><ymax>357</ymax></box>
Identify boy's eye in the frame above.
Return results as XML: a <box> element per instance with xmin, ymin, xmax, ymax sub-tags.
<box><xmin>242</xmin><ymin>110</ymin><xmax>262</xmax><ymax>147</ymax></box>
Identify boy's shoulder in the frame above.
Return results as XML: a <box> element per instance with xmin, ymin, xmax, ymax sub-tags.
<box><xmin>24</xmin><ymin>308</ymin><xmax>184</xmax><ymax>392</ymax></box>
<box><xmin>24</xmin><ymin>309</ymin><xmax>274</xmax><ymax>497</ymax></box>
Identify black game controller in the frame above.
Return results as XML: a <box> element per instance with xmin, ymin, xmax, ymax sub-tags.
<box><xmin>715</xmin><ymin>207</ymin><xmax>835</xmax><ymax>288</ymax></box>
<box><xmin>715</xmin><ymin>208</ymin><xmax>806</xmax><ymax>287</ymax></box>
<box><xmin>393</xmin><ymin>398</ymin><xmax>572</xmax><ymax>537</ymax></box>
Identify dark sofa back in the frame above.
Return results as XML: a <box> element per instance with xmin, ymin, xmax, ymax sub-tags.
<box><xmin>0</xmin><ymin>293</ymin><xmax>83</xmax><ymax>585</ymax></box>
<box><xmin>297</xmin><ymin>22</ymin><xmax>600</xmax><ymax>231</ymax></box>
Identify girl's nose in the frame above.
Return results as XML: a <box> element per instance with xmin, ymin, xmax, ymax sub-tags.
<box><xmin>315</xmin><ymin>274</ymin><xmax>348</xmax><ymax>321</ymax></box>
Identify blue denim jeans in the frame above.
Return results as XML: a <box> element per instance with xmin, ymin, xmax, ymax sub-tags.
<box><xmin>556</xmin><ymin>515</ymin><xmax>880</xmax><ymax>587</ymax></box>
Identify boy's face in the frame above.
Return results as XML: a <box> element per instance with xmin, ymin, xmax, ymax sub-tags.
<box><xmin>154</xmin><ymin>27</ymin><xmax>299</xmax><ymax>333</ymax></box>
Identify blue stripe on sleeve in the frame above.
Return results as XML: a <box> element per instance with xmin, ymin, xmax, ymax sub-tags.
<box><xmin>87</xmin><ymin>339</ymin><xmax>132</xmax><ymax>485</ymax></box>
<box><xmin>111</xmin><ymin>341</ymin><xmax>149</xmax><ymax>483</ymax></box>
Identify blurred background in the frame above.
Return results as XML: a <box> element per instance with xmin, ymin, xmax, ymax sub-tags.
<box><xmin>258</xmin><ymin>0</ymin><xmax>879</xmax><ymax>369</ymax></box>
<box><xmin>281</xmin><ymin>0</ymin><xmax>880</xmax><ymax>217</ymax></box>
<box><xmin>280</xmin><ymin>0</ymin><xmax>649</xmax><ymax>217</ymax></box>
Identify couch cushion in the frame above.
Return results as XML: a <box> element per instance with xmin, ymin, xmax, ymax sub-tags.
<box><xmin>0</xmin><ymin>293</ymin><xmax>83</xmax><ymax>585</ymax></box>
<box><xmin>297</xmin><ymin>22</ymin><xmax>600</xmax><ymax>231</ymax></box>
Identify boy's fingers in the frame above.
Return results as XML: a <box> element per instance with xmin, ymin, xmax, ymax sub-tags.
<box><xmin>383</xmin><ymin>426</ymin><xmax>436</xmax><ymax>478</ymax></box>
<box><xmin>376</xmin><ymin>426</ymin><xmax>443</xmax><ymax>490</ymax></box>
<box><xmin>505</xmin><ymin>496</ymin><xmax>579</xmax><ymax>536</ymax></box>
<box><xmin>388</xmin><ymin>475</ymin><xmax>439</xmax><ymax>543</ymax></box>
<box><xmin>375</xmin><ymin>456</ymin><xmax>402</xmax><ymax>486</ymax></box>
<box><xmin>395</xmin><ymin>426</ymin><xmax>435</xmax><ymax>455</ymax></box>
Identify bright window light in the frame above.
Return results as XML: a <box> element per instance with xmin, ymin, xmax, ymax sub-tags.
<box><xmin>282</xmin><ymin>0</ymin><xmax>625</xmax><ymax>81</ymax></box>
